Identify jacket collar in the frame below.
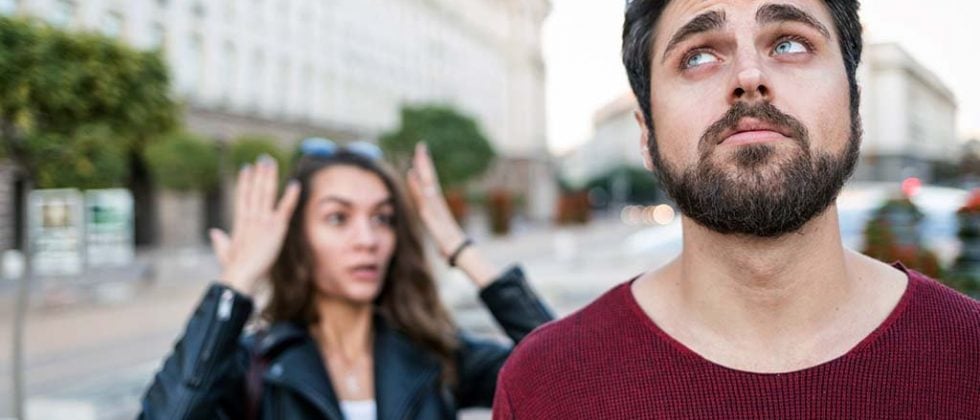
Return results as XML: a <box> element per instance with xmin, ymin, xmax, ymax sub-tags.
<box><xmin>257</xmin><ymin>317</ymin><xmax>443</xmax><ymax>420</ymax></box>
<box><xmin>373</xmin><ymin>316</ymin><xmax>443</xmax><ymax>419</ymax></box>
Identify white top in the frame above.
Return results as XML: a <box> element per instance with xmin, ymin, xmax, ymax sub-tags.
<box><xmin>340</xmin><ymin>399</ymin><xmax>377</xmax><ymax>420</ymax></box>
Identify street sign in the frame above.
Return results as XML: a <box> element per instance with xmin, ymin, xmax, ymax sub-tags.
<box><xmin>84</xmin><ymin>189</ymin><xmax>134</xmax><ymax>268</ymax></box>
<box><xmin>29</xmin><ymin>189</ymin><xmax>84</xmax><ymax>277</ymax></box>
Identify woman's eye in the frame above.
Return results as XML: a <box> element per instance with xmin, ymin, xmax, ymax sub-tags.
<box><xmin>372</xmin><ymin>213</ymin><xmax>395</xmax><ymax>227</ymax></box>
<box><xmin>325</xmin><ymin>213</ymin><xmax>346</xmax><ymax>226</ymax></box>
<box><xmin>773</xmin><ymin>39</ymin><xmax>809</xmax><ymax>55</ymax></box>
<box><xmin>683</xmin><ymin>51</ymin><xmax>719</xmax><ymax>69</ymax></box>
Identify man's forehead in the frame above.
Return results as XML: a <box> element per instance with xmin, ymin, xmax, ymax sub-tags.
<box><xmin>655</xmin><ymin>0</ymin><xmax>833</xmax><ymax>41</ymax></box>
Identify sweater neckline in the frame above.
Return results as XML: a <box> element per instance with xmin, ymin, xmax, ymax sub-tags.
<box><xmin>621</xmin><ymin>263</ymin><xmax>919</xmax><ymax>377</ymax></box>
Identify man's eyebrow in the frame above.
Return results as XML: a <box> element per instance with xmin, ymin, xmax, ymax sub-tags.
<box><xmin>756</xmin><ymin>3</ymin><xmax>831</xmax><ymax>40</ymax></box>
<box><xmin>661</xmin><ymin>10</ymin><xmax>727</xmax><ymax>64</ymax></box>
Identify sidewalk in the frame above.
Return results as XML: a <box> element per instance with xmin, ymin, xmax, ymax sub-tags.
<box><xmin>0</xmin><ymin>215</ymin><xmax>674</xmax><ymax>419</ymax></box>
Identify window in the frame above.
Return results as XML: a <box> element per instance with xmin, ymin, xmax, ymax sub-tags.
<box><xmin>182</xmin><ymin>34</ymin><xmax>203</xmax><ymax>95</ymax></box>
<box><xmin>191</xmin><ymin>1</ymin><xmax>205</xmax><ymax>19</ymax></box>
<box><xmin>0</xmin><ymin>0</ymin><xmax>18</xmax><ymax>15</ymax></box>
<box><xmin>221</xmin><ymin>42</ymin><xmax>237</xmax><ymax>102</ymax></box>
<box><xmin>102</xmin><ymin>11</ymin><xmax>123</xmax><ymax>37</ymax></box>
<box><xmin>225</xmin><ymin>0</ymin><xmax>235</xmax><ymax>21</ymax></box>
<box><xmin>250</xmin><ymin>50</ymin><xmax>265</xmax><ymax>108</ymax></box>
<box><xmin>51</xmin><ymin>0</ymin><xmax>75</xmax><ymax>27</ymax></box>
<box><xmin>149</xmin><ymin>22</ymin><xmax>166</xmax><ymax>49</ymax></box>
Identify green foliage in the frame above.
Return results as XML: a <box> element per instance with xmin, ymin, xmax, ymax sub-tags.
<box><xmin>0</xmin><ymin>16</ymin><xmax>177</xmax><ymax>185</ymax></box>
<box><xmin>30</xmin><ymin>124</ymin><xmax>129</xmax><ymax>189</ymax></box>
<box><xmin>584</xmin><ymin>165</ymin><xmax>660</xmax><ymax>205</ymax></box>
<box><xmin>861</xmin><ymin>197</ymin><xmax>941</xmax><ymax>278</ymax></box>
<box><xmin>228</xmin><ymin>135</ymin><xmax>286</xmax><ymax>171</ymax></box>
<box><xmin>144</xmin><ymin>132</ymin><xmax>219</xmax><ymax>192</ymax></box>
<box><xmin>380</xmin><ymin>104</ymin><xmax>495</xmax><ymax>189</ymax></box>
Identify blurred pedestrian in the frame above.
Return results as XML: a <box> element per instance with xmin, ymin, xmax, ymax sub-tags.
<box><xmin>140</xmin><ymin>139</ymin><xmax>552</xmax><ymax>419</ymax></box>
<box><xmin>494</xmin><ymin>0</ymin><xmax>980</xmax><ymax>418</ymax></box>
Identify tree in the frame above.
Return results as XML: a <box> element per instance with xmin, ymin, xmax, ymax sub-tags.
<box><xmin>380</xmin><ymin>104</ymin><xmax>496</xmax><ymax>190</ymax></box>
<box><xmin>228</xmin><ymin>134</ymin><xmax>287</xmax><ymax>171</ymax></box>
<box><xmin>144</xmin><ymin>131</ymin><xmax>219</xmax><ymax>192</ymax></box>
<box><xmin>0</xmin><ymin>16</ymin><xmax>177</xmax><ymax>186</ymax></box>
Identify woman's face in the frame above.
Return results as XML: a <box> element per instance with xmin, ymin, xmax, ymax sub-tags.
<box><xmin>303</xmin><ymin>165</ymin><xmax>397</xmax><ymax>304</ymax></box>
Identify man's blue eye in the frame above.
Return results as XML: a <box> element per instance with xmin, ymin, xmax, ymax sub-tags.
<box><xmin>684</xmin><ymin>51</ymin><xmax>719</xmax><ymax>69</ymax></box>
<box><xmin>774</xmin><ymin>39</ymin><xmax>808</xmax><ymax>55</ymax></box>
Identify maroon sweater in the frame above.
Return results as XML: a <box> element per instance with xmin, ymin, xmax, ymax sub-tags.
<box><xmin>493</xmin><ymin>269</ymin><xmax>980</xmax><ymax>419</ymax></box>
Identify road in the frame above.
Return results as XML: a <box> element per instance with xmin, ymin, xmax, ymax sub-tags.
<box><xmin>0</xmin><ymin>215</ymin><xmax>681</xmax><ymax>419</ymax></box>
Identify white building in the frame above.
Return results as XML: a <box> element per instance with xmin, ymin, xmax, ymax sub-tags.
<box><xmin>1</xmin><ymin>0</ymin><xmax>554</xmax><ymax>249</ymax></box>
<box><xmin>560</xmin><ymin>93</ymin><xmax>642</xmax><ymax>187</ymax></box>
<box><xmin>855</xmin><ymin>43</ymin><xmax>958</xmax><ymax>182</ymax></box>
<box><xmin>562</xmin><ymin>43</ymin><xmax>958</xmax><ymax>190</ymax></box>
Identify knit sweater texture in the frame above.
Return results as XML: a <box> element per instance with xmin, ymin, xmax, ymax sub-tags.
<box><xmin>493</xmin><ymin>269</ymin><xmax>980</xmax><ymax>419</ymax></box>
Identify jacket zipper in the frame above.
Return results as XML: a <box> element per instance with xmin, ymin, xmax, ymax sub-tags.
<box><xmin>188</xmin><ymin>289</ymin><xmax>234</xmax><ymax>387</ymax></box>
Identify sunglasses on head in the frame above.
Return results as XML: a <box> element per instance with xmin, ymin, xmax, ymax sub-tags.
<box><xmin>299</xmin><ymin>137</ymin><xmax>384</xmax><ymax>161</ymax></box>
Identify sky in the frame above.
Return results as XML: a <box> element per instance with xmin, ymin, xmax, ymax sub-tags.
<box><xmin>541</xmin><ymin>0</ymin><xmax>980</xmax><ymax>155</ymax></box>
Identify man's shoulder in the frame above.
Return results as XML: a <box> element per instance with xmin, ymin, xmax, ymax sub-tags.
<box><xmin>497</xmin><ymin>280</ymin><xmax>645</xmax><ymax>385</ymax></box>
<box><xmin>905</xmin><ymin>270</ymin><xmax>980</xmax><ymax>332</ymax></box>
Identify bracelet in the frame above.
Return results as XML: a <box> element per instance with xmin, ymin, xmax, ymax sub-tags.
<box><xmin>448</xmin><ymin>238</ymin><xmax>474</xmax><ymax>268</ymax></box>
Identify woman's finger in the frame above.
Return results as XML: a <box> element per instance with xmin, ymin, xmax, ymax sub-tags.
<box><xmin>257</xmin><ymin>155</ymin><xmax>278</xmax><ymax>213</ymax></box>
<box><xmin>414</xmin><ymin>143</ymin><xmax>439</xmax><ymax>188</ymax></box>
<box><xmin>275</xmin><ymin>180</ymin><xmax>302</xmax><ymax>225</ymax></box>
<box><xmin>406</xmin><ymin>168</ymin><xmax>423</xmax><ymax>203</ymax></box>
<box><xmin>233</xmin><ymin>164</ymin><xmax>254</xmax><ymax>237</ymax></box>
<box><xmin>209</xmin><ymin>228</ymin><xmax>231</xmax><ymax>265</ymax></box>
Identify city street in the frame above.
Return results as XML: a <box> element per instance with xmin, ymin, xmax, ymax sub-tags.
<box><xmin>0</xmin><ymin>215</ymin><xmax>681</xmax><ymax>419</ymax></box>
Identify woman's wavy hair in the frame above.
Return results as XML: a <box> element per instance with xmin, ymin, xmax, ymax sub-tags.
<box><xmin>263</xmin><ymin>150</ymin><xmax>459</xmax><ymax>382</ymax></box>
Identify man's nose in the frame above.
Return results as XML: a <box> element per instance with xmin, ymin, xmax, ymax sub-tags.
<box><xmin>729</xmin><ymin>51</ymin><xmax>771</xmax><ymax>104</ymax></box>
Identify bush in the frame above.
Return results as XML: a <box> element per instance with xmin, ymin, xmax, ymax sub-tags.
<box><xmin>584</xmin><ymin>165</ymin><xmax>660</xmax><ymax>207</ymax></box>
<box><xmin>228</xmin><ymin>135</ymin><xmax>286</xmax><ymax>171</ymax></box>
<box><xmin>380</xmin><ymin>104</ymin><xmax>495</xmax><ymax>189</ymax></box>
<box><xmin>144</xmin><ymin>131</ymin><xmax>219</xmax><ymax>192</ymax></box>
<box><xmin>30</xmin><ymin>124</ymin><xmax>129</xmax><ymax>189</ymax></box>
<box><xmin>861</xmin><ymin>197</ymin><xmax>941</xmax><ymax>278</ymax></box>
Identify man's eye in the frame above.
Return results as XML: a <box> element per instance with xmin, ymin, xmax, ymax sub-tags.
<box><xmin>683</xmin><ymin>51</ymin><xmax>719</xmax><ymax>69</ymax></box>
<box><xmin>773</xmin><ymin>39</ymin><xmax>809</xmax><ymax>55</ymax></box>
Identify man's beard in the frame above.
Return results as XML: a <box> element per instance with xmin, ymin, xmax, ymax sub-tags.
<box><xmin>650</xmin><ymin>101</ymin><xmax>861</xmax><ymax>238</ymax></box>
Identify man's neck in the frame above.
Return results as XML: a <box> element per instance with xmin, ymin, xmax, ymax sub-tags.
<box><xmin>633</xmin><ymin>205</ymin><xmax>908</xmax><ymax>373</ymax></box>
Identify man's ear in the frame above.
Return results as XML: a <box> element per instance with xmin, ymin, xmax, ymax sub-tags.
<box><xmin>634</xmin><ymin>109</ymin><xmax>655</xmax><ymax>172</ymax></box>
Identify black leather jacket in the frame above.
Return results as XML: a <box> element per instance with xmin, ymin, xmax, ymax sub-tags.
<box><xmin>139</xmin><ymin>266</ymin><xmax>553</xmax><ymax>419</ymax></box>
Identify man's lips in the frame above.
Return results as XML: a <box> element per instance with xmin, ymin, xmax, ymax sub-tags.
<box><xmin>719</xmin><ymin>118</ymin><xmax>792</xmax><ymax>146</ymax></box>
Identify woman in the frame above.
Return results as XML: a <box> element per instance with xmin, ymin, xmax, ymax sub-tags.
<box><xmin>139</xmin><ymin>140</ymin><xmax>553</xmax><ymax>419</ymax></box>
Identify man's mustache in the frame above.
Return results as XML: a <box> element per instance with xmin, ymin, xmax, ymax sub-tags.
<box><xmin>699</xmin><ymin>101</ymin><xmax>810</xmax><ymax>155</ymax></box>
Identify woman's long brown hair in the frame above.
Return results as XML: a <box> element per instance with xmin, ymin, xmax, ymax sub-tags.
<box><xmin>263</xmin><ymin>151</ymin><xmax>459</xmax><ymax>382</ymax></box>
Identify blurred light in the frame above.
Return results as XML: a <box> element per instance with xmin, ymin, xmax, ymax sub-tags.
<box><xmin>2</xmin><ymin>250</ymin><xmax>25</xmax><ymax>280</ymax></box>
<box><xmin>902</xmin><ymin>177</ymin><xmax>922</xmax><ymax>197</ymax></box>
<box><xmin>620</xmin><ymin>206</ymin><xmax>633</xmax><ymax>225</ymax></box>
<box><xmin>653</xmin><ymin>205</ymin><xmax>676</xmax><ymax>225</ymax></box>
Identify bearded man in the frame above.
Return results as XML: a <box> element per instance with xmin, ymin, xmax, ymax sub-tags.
<box><xmin>492</xmin><ymin>1</ymin><xmax>980</xmax><ymax>418</ymax></box>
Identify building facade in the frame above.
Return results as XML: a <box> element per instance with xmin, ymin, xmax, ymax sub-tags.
<box><xmin>855</xmin><ymin>43</ymin><xmax>958</xmax><ymax>182</ymax></box>
<box><xmin>1</xmin><ymin>0</ymin><xmax>554</xmax><ymax>250</ymax></box>
<box><xmin>562</xmin><ymin>43</ymin><xmax>958</xmax><ymax>190</ymax></box>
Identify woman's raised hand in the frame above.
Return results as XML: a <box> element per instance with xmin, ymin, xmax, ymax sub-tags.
<box><xmin>406</xmin><ymin>143</ymin><xmax>467</xmax><ymax>259</ymax></box>
<box><xmin>209</xmin><ymin>156</ymin><xmax>301</xmax><ymax>295</ymax></box>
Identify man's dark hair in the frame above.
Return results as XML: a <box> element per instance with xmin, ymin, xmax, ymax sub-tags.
<box><xmin>622</xmin><ymin>0</ymin><xmax>863</xmax><ymax>145</ymax></box>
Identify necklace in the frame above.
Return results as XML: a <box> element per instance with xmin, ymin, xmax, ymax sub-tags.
<box><xmin>310</xmin><ymin>323</ymin><xmax>373</xmax><ymax>397</ymax></box>
<box><xmin>334</xmin><ymin>349</ymin><xmax>364</xmax><ymax>394</ymax></box>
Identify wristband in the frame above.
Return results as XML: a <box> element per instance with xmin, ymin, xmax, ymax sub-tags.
<box><xmin>448</xmin><ymin>238</ymin><xmax>474</xmax><ymax>268</ymax></box>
